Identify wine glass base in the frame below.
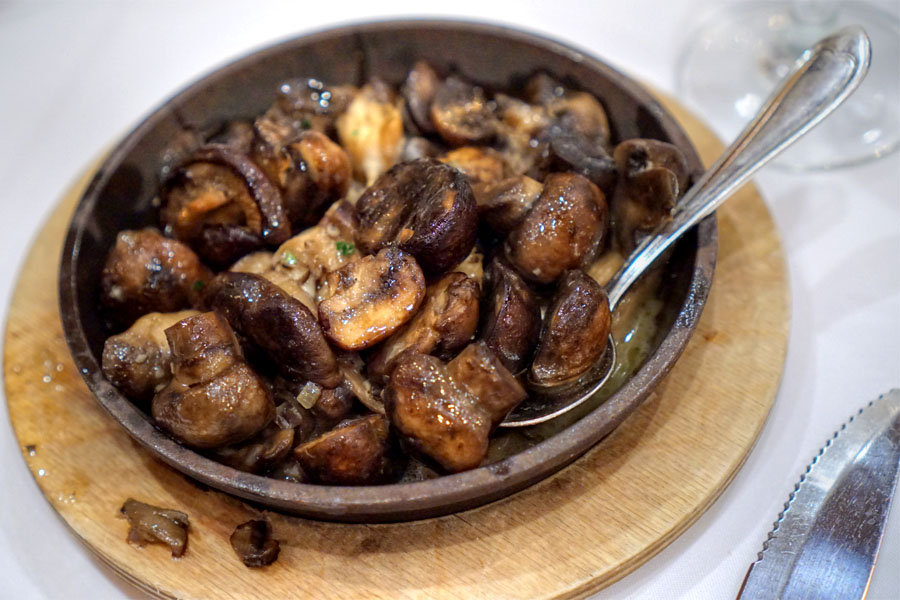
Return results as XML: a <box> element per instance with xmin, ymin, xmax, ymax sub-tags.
<box><xmin>676</xmin><ymin>1</ymin><xmax>899</xmax><ymax>171</ymax></box>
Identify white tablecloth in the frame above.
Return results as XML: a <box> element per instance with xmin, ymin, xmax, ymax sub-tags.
<box><xmin>1</xmin><ymin>1</ymin><xmax>897</xmax><ymax>598</ymax></box>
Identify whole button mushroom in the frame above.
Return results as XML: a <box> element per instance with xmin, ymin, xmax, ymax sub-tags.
<box><xmin>317</xmin><ymin>247</ymin><xmax>426</xmax><ymax>351</ymax></box>
<box><xmin>611</xmin><ymin>138</ymin><xmax>690</xmax><ymax>251</ymax></box>
<box><xmin>100</xmin><ymin>228</ymin><xmax>212</xmax><ymax>327</ymax></box>
<box><xmin>152</xmin><ymin>312</ymin><xmax>275</xmax><ymax>449</ymax></box>
<box><xmin>204</xmin><ymin>272</ymin><xmax>341</xmax><ymax>388</ymax></box>
<box><xmin>531</xmin><ymin>270</ymin><xmax>612</xmax><ymax>386</ymax></box>
<box><xmin>446</xmin><ymin>341</ymin><xmax>527</xmax><ymax>429</ymax></box>
<box><xmin>480</xmin><ymin>259</ymin><xmax>542</xmax><ymax>375</ymax></box>
<box><xmin>505</xmin><ymin>172</ymin><xmax>608</xmax><ymax>284</ymax></box>
<box><xmin>355</xmin><ymin>158</ymin><xmax>478</xmax><ymax>274</ymax></box>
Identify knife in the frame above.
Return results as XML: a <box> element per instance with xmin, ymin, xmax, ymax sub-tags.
<box><xmin>737</xmin><ymin>389</ymin><xmax>900</xmax><ymax>600</ymax></box>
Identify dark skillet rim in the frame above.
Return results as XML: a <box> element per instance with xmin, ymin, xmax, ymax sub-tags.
<box><xmin>58</xmin><ymin>19</ymin><xmax>716</xmax><ymax>522</ymax></box>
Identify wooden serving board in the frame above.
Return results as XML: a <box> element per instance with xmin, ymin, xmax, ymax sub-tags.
<box><xmin>4</xmin><ymin>95</ymin><xmax>789</xmax><ymax>599</ymax></box>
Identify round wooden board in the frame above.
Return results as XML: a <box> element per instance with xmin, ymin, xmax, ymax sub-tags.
<box><xmin>4</xmin><ymin>94</ymin><xmax>789</xmax><ymax>599</ymax></box>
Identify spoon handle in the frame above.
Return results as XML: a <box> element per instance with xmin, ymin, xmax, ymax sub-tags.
<box><xmin>606</xmin><ymin>26</ymin><xmax>871</xmax><ymax>310</ymax></box>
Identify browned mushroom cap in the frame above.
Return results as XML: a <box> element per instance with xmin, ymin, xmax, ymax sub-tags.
<box><xmin>367</xmin><ymin>271</ymin><xmax>481</xmax><ymax>381</ymax></box>
<box><xmin>230</xmin><ymin>519</ymin><xmax>280</xmax><ymax>568</ymax></box>
<box><xmin>477</xmin><ymin>175</ymin><xmax>543</xmax><ymax>236</ymax></box>
<box><xmin>524</xmin><ymin>73</ymin><xmax>610</xmax><ymax>143</ymax></box>
<box><xmin>480</xmin><ymin>259</ymin><xmax>542</xmax><ymax>374</ymax></box>
<box><xmin>384</xmin><ymin>352</ymin><xmax>491</xmax><ymax>473</ymax></box>
<box><xmin>214</xmin><ymin>424</ymin><xmax>295</xmax><ymax>474</ymax></box>
<box><xmin>256</xmin><ymin>78</ymin><xmax>357</xmax><ymax>144</ymax></box>
<box><xmin>293</xmin><ymin>414</ymin><xmax>393</xmax><ymax>485</ymax></box>
<box><xmin>251</xmin><ymin>130</ymin><xmax>352</xmax><ymax>229</ymax></box>
<box><xmin>152</xmin><ymin>312</ymin><xmax>275</xmax><ymax>448</ymax></box>
<box><xmin>402</xmin><ymin>60</ymin><xmax>440</xmax><ymax>134</ymax></box>
<box><xmin>120</xmin><ymin>499</ymin><xmax>189</xmax><ymax>558</ymax></box>
<box><xmin>101</xmin><ymin>310</ymin><xmax>199</xmax><ymax>401</ymax></box>
<box><xmin>447</xmin><ymin>341</ymin><xmax>527</xmax><ymax>429</ymax></box>
<box><xmin>204</xmin><ymin>272</ymin><xmax>341</xmax><ymax>388</ymax></box>
<box><xmin>193</xmin><ymin>224</ymin><xmax>267</xmax><ymax>271</ymax></box>
<box><xmin>318</xmin><ymin>247</ymin><xmax>426</xmax><ymax>351</ymax></box>
<box><xmin>100</xmin><ymin>228</ymin><xmax>211</xmax><ymax>326</ymax></box>
<box><xmin>431</xmin><ymin>76</ymin><xmax>498</xmax><ymax>147</ymax></box>
<box><xmin>611</xmin><ymin>138</ymin><xmax>690</xmax><ymax>251</ymax></box>
<box><xmin>161</xmin><ymin>144</ymin><xmax>290</xmax><ymax>247</ymax></box>
<box><xmin>531</xmin><ymin>270</ymin><xmax>612</xmax><ymax>385</ymax></box>
<box><xmin>505</xmin><ymin>172</ymin><xmax>608</xmax><ymax>284</ymax></box>
<box><xmin>355</xmin><ymin>158</ymin><xmax>477</xmax><ymax>274</ymax></box>
<box><xmin>440</xmin><ymin>146</ymin><xmax>507</xmax><ymax>199</ymax></box>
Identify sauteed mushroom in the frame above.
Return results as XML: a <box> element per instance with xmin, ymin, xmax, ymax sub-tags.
<box><xmin>317</xmin><ymin>247</ymin><xmax>426</xmax><ymax>351</ymax></box>
<box><xmin>355</xmin><ymin>158</ymin><xmax>477</xmax><ymax>274</ymax></box>
<box><xmin>505</xmin><ymin>172</ymin><xmax>607</xmax><ymax>284</ymax></box>
<box><xmin>440</xmin><ymin>146</ymin><xmax>506</xmax><ymax>199</ymax></box>
<box><xmin>447</xmin><ymin>341</ymin><xmax>527</xmax><ymax>428</ymax></box>
<box><xmin>431</xmin><ymin>76</ymin><xmax>498</xmax><ymax>146</ymax></box>
<box><xmin>120</xmin><ymin>499</ymin><xmax>189</xmax><ymax>558</ymax></box>
<box><xmin>611</xmin><ymin>138</ymin><xmax>690</xmax><ymax>250</ymax></box>
<box><xmin>384</xmin><ymin>352</ymin><xmax>491</xmax><ymax>473</ymax></box>
<box><xmin>477</xmin><ymin>175</ymin><xmax>543</xmax><ymax>236</ymax></box>
<box><xmin>230</xmin><ymin>520</ymin><xmax>280</xmax><ymax>568</ymax></box>
<box><xmin>161</xmin><ymin>144</ymin><xmax>291</xmax><ymax>253</ymax></box>
<box><xmin>293</xmin><ymin>414</ymin><xmax>394</xmax><ymax>485</ymax></box>
<box><xmin>101</xmin><ymin>309</ymin><xmax>199</xmax><ymax>401</ymax></box>
<box><xmin>401</xmin><ymin>60</ymin><xmax>440</xmax><ymax>134</ymax></box>
<box><xmin>101</xmin><ymin>228</ymin><xmax>211</xmax><ymax>326</ymax></box>
<box><xmin>337</xmin><ymin>81</ymin><xmax>404</xmax><ymax>185</ymax></box>
<box><xmin>531</xmin><ymin>270</ymin><xmax>612</xmax><ymax>385</ymax></box>
<box><xmin>251</xmin><ymin>130</ymin><xmax>352</xmax><ymax>229</ymax></box>
<box><xmin>480</xmin><ymin>259</ymin><xmax>541</xmax><ymax>374</ymax></box>
<box><xmin>368</xmin><ymin>271</ymin><xmax>481</xmax><ymax>380</ymax></box>
<box><xmin>204</xmin><ymin>272</ymin><xmax>341</xmax><ymax>387</ymax></box>
<box><xmin>152</xmin><ymin>312</ymin><xmax>274</xmax><ymax>448</ymax></box>
<box><xmin>214</xmin><ymin>424</ymin><xmax>295</xmax><ymax>474</ymax></box>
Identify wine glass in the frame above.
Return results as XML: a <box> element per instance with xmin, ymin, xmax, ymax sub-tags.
<box><xmin>675</xmin><ymin>1</ymin><xmax>899</xmax><ymax>171</ymax></box>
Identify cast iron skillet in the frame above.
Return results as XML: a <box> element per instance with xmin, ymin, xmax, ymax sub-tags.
<box><xmin>58</xmin><ymin>20</ymin><xmax>716</xmax><ymax>522</ymax></box>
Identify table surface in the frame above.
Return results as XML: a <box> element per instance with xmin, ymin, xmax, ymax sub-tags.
<box><xmin>1</xmin><ymin>1</ymin><xmax>897</xmax><ymax>599</ymax></box>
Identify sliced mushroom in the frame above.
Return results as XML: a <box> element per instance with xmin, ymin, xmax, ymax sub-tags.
<box><xmin>367</xmin><ymin>271</ymin><xmax>480</xmax><ymax>381</ymax></box>
<box><xmin>336</xmin><ymin>81</ymin><xmax>404</xmax><ymax>185</ymax></box>
<box><xmin>384</xmin><ymin>352</ymin><xmax>490</xmax><ymax>473</ymax></box>
<box><xmin>505</xmin><ymin>172</ymin><xmax>607</xmax><ymax>284</ymax></box>
<box><xmin>101</xmin><ymin>309</ymin><xmax>200</xmax><ymax>401</ymax></box>
<box><xmin>152</xmin><ymin>312</ymin><xmax>275</xmax><ymax>448</ymax></box>
<box><xmin>293</xmin><ymin>414</ymin><xmax>394</xmax><ymax>485</ymax></box>
<box><xmin>161</xmin><ymin>144</ymin><xmax>291</xmax><ymax>250</ymax></box>
<box><xmin>230</xmin><ymin>520</ymin><xmax>280</xmax><ymax>568</ymax></box>
<box><xmin>446</xmin><ymin>341</ymin><xmax>527</xmax><ymax>428</ymax></box>
<box><xmin>317</xmin><ymin>247</ymin><xmax>426</xmax><ymax>351</ymax></box>
<box><xmin>273</xmin><ymin>202</ymin><xmax>359</xmax><ymax>285</ymax></box>
<box><xmin>100</xmin><ymin>228</ymin><xmax>211</xmax><ymax>326</ymax></box>
<box><xmin>204</xmin><ymin>272</ymin><xmax>341</xmax><ymax>387</ymax></box>
<box><xmin>401</xmin><ymin>60</ymin><xmax>440</xmax><ymax>134</ymax></box>
<box><xmin>531</xmin><ymin>270</ymin><xmax>612</xmax><ymax>385</ymax></box>
<box><xmin>477</xmin><ymin>175</ymin><xmax>543</xmax><ymax>236</ymax></box>
<box><xmin>430</xmin><ymin>76</ymin><xmax>498</xmax><ymax>146</ymax></box>
<box><xmin>480</xmin><ymin>259</ymin><xmax>541</xmax><ymax>374</ymax></box>
<box><xmin>120</xmin><ymin>499</ymin><xmax>189</xmax><ymax>558</ymax></box>
<box><xmin>355</xmin><ymin>158</ymin><xmax>477</xmax><ymax>274</ymax></box>
<box><xmin>251</xmin><ymin>130</ymin><xmax>352</xmax><ymax>229</ymax></box>
<box><xmin>611</xmin><ymin>138</ymin><xmax>690</xmax><ymax>251</ymax></box>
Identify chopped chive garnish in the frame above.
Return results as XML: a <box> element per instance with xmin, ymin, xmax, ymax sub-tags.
<box><xmin>336</xmin><ymin>241</ymin><xmax>355</xmax><ymax>256</ymax></box>
<box><xmin>192</xmin><ymin>280</ymin><xmax>205</xmax><ymax>291</ymax></box>
<box><xmin>281</xmin><ymin>251</ymin><xmax>298</xmax><ymax>267</ymax></box>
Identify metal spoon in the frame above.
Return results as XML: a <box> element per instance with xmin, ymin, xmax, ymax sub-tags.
<box><xmin>501</xmin><ymin>26</ymin><xmax>871</xmax><ymax>427</ymax></box>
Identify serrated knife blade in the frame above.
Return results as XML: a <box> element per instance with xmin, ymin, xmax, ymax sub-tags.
<box><xmin>737</xmin><ymin>389</ymin><xmax>900</xmax><ymax>600</ymax></box>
